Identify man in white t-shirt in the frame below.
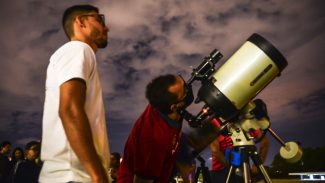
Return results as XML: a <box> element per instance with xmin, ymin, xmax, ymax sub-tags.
<box><xmin>39</xmin><ymin>4</ymin><xmax>110</xmax><ymax>183</ymax></box>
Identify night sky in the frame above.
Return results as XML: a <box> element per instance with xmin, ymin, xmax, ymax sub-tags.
<box><xmin>1</xmin><ymin>0</ymin><xmax>325</xmax><ymax>166</ymax></box>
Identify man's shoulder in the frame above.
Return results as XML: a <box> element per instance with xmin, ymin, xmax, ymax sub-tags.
<box><xmin>50</xmin><ymin>41</ymin><xmax>95</xmax><ymax>64</ymax></box>
<box><xmin>56</xmin><ymin>41</ymin><xmax>92</xmax><ymax>53</ymax></box>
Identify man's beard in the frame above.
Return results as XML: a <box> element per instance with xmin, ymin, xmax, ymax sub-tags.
<box><xmin>95</xmin><ymin>38</ymin><xmax>108</xmax><ymax>48</ymax></box>
<box><xmin>91</xmin><ymin>28</ymin><xmax>108</xmax><ymax>48</ymax></box>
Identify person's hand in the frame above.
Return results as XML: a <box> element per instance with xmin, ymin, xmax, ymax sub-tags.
<box><xmin>91</xmin><ymin>166</ymin><xmax>109</xmax><ymax>183</ymax></box>
<box><xmin>92</xmin><ymin>174</ymin><xmax>109</xmax><ymax>183</ymax></box>
<box><xmin>251</xmin><ymin>165</ymin><xmax>265</xmax><ymax>182</ymax></box>
<box><xmin>251</xmin><ymin>165</ymin><xmax>258</xmax><ymax>175</ymax></box>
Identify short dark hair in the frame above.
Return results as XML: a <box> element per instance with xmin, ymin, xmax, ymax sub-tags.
<box><xmin>145</xmin><ymin>74</ymin><xmax>178</xmax><ymax>114</ymax></box>
<box><xmin>11</xmin><ymin>147</ymin><xmax>24</xmax><ymax>160</ymax></box>
<box><xmin>0</xmin><ymin>141</ymin><xmax>11</xmax><ymax>149</ymax></box>
<box><xmin>25</xmin><ymin>141</ymin><xmax>40</xmax><ymax>152</ymax></box>
<box><xmin>62</xmin><ymin>4</ymin><xmax>99</xmax><ymax>39</ymax></box>
<box><xmin>111</xmin><ymin>152</ymin><xmax>121</xmax><ymax>160</ymax></box>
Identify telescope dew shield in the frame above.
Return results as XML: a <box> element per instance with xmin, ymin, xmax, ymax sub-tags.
<box><xmin>198</xmin><ymin>33</ymin><xmax>288</xmax><ymax>120</ymax></box>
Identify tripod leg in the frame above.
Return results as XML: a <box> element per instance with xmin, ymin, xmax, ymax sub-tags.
<box><xmin>202</xmin><ymin>167</ymin><xmax>211</xmax><ymax>183</ymax></box>
<box><xmin>257</xmin><ymin>164</ymin><xmax>272</xmax><ymax>183</ymax></box>
<box><xmin>243</xmin><ymin>161</ymin><xmax>251</xmax><ymax>183</ymax></box>
<box><xmin>251</xmin><ymin>151</ymin><xmax>272</xmax><ymax>183</ymax></box>
<box><xmin>239</xmin><ymin>146</ymin><xmax>252</xmax><ymax>183</ymax></box>
<box><xmin>225</xmin><ymin>165</ymin><xmax>234</xmax><ymax>183</ymax></box>
<box><xmin>194</xmin><ymin>167</ymin><xmax>201</xmax><ymax>183</ymax></box>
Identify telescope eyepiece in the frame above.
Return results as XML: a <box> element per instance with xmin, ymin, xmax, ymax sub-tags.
<box><xmin>187</xmin><ymin>49</ymin><xmax>223</xmax><ymax>85</ymax></box>
<box><xmin>209</xmin><ymin>49</ymin><xmax>223</xmax><ymax>64</ymax></box>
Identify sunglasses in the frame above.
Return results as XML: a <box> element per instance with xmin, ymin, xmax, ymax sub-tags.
<box><xmin>80</xmin><ymin>14</ymin><xmax>105</xmax><ymax>26</ymax></box>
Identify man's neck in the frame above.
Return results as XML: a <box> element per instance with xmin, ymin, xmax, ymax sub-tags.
<box><xmin>70</xmin><ymin>37</ymin><xmax>97</xmax><ymax>53</ymax></box>
<box><xmin>168</xmin><ymin>112</ymin><xmax>181</xmax><ymax>123</ymax></box>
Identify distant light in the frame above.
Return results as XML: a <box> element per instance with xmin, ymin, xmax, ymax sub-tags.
<box><xmin>289</xmin><ymin>172</ymin><xmax>325</xmax><ymax>181</ymax></box>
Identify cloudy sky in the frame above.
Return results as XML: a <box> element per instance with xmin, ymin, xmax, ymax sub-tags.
<box><xmin>1</xmin><ymin>0</ymin><xmax>325</xmax><ymax>166</ymax></box>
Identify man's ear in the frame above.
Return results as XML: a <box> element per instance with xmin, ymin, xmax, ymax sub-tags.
<box><xmin>170</xmin><ymin>103</ymin><xmax>178</xmax><ymax>113</ymax></box>
<box><xmin>75</xmin><ymin>16</ymin><xmax>86</xmax><ymax>28</ymax></box>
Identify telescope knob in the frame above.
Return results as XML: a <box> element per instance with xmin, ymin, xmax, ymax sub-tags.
<box><xmin>279</xmin><ymin>141</ymin><xmax>303</xmax><ymax>163</ymax></box>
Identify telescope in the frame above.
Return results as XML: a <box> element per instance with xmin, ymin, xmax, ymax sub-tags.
<box><xmin>179</xmin><ymin>33</ymin><xmax>303</xmax><ymax>183</ymax></box>
<box><xmin>180</xmin><ymin>33</ymin><xmax>287</xmax><ymax>122</ymax></box>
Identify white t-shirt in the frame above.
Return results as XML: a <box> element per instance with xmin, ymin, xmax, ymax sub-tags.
<box><xmin>39</xmin><ymin>41</ymin><xmax>110</xmax><ymax>182</ymax></box>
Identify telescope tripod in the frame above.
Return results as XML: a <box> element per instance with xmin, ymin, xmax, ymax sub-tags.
<box><xmin>194</xmin><ymin>155</ymin><xmax>211</xmax><ymax>183</ymax></box>
<box><xmin>225</xmin><ymin>145</ymin><xmax>272</xmax><ymax>183</ymax></box>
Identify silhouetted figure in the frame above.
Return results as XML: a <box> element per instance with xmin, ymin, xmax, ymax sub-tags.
<box><xmin>109</xmin><ymin>152</ymin><xmax>121</xmax><ymax>183</ymax></box>
<box><xmin>0</xmin><ymin>141</ymin><xmax>11</xmax><ymax>182</ymax></box>
<box><xmin>5</xmin><ymin>147</ymin><xmax>24</xmax><ymax>183</ymax></box>
<box><xmin>13</xmin><ymin>141</ymin><xmax>41</xmax><ymax>183</ymax></box>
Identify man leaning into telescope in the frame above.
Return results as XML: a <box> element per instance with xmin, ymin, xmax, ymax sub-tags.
<box><xmin>117</xmin><ymin>74</ymin><xmax>193</xmax><ymax>183</ymax></box>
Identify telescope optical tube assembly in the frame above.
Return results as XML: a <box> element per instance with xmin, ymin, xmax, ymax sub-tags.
<box><xmin>198</xmin><ymin>33</ymin><xmax>288</xmax><ymax>120</ymax></box>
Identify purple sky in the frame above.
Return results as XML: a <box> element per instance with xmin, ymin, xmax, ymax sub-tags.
<box><xmin>0</xmin><ymin>0</ymin><xmax>325</xmax><ymax>166</ymax></box>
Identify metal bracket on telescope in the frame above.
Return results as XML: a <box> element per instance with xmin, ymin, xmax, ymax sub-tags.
<box><xmin>187</xmin><ymin>49</ymin><xmax>223</xmax><ymax>85</ymax></box>
<box><xmin>177</xmin><ymin>106</ymin><xmax>216</xmax><ymax>128</ymax></box>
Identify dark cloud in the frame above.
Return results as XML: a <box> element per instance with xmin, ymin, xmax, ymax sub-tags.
<box><xmin>107</xmin><ymin>120</ymin><xmax>133</xmax><ymax>152</ymax></box>
<box><xmin>133</xmin><ymin>41</ymin><xmax>156</xmax><ymax>60</ymax></box>
<box><xmin>160</xmin><ymin>15</ymin><xmax>185</xmax><ymax>33</ymax></box>
<box><xmin>289</xmin><ymin>87</ymin><xmax>325</xmax><ymax>116</ymax></box>
<box><xmin>0</xmin><ymin>108</ymin><xmax>41</xmax><ymax>147</ymax></box>
<box><xmin>205</xmin><ymin>1</ymin><xmax>282</xmax><ymax>25</ymax></box>
<box><xmin>39</xmin><ymin>28</ymin><xmax>61</xmax><ymax>41</ymax></box>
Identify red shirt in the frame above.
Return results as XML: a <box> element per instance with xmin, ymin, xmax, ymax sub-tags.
<box><xmin>118</xmin><ymin>104</ymin><xmax>182</xmax><ymax>183</ymax></box>
<box><xmin>211</xmin><ymin>119</ymin><xmax>233</xmax><ymax>171</ymax></box>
